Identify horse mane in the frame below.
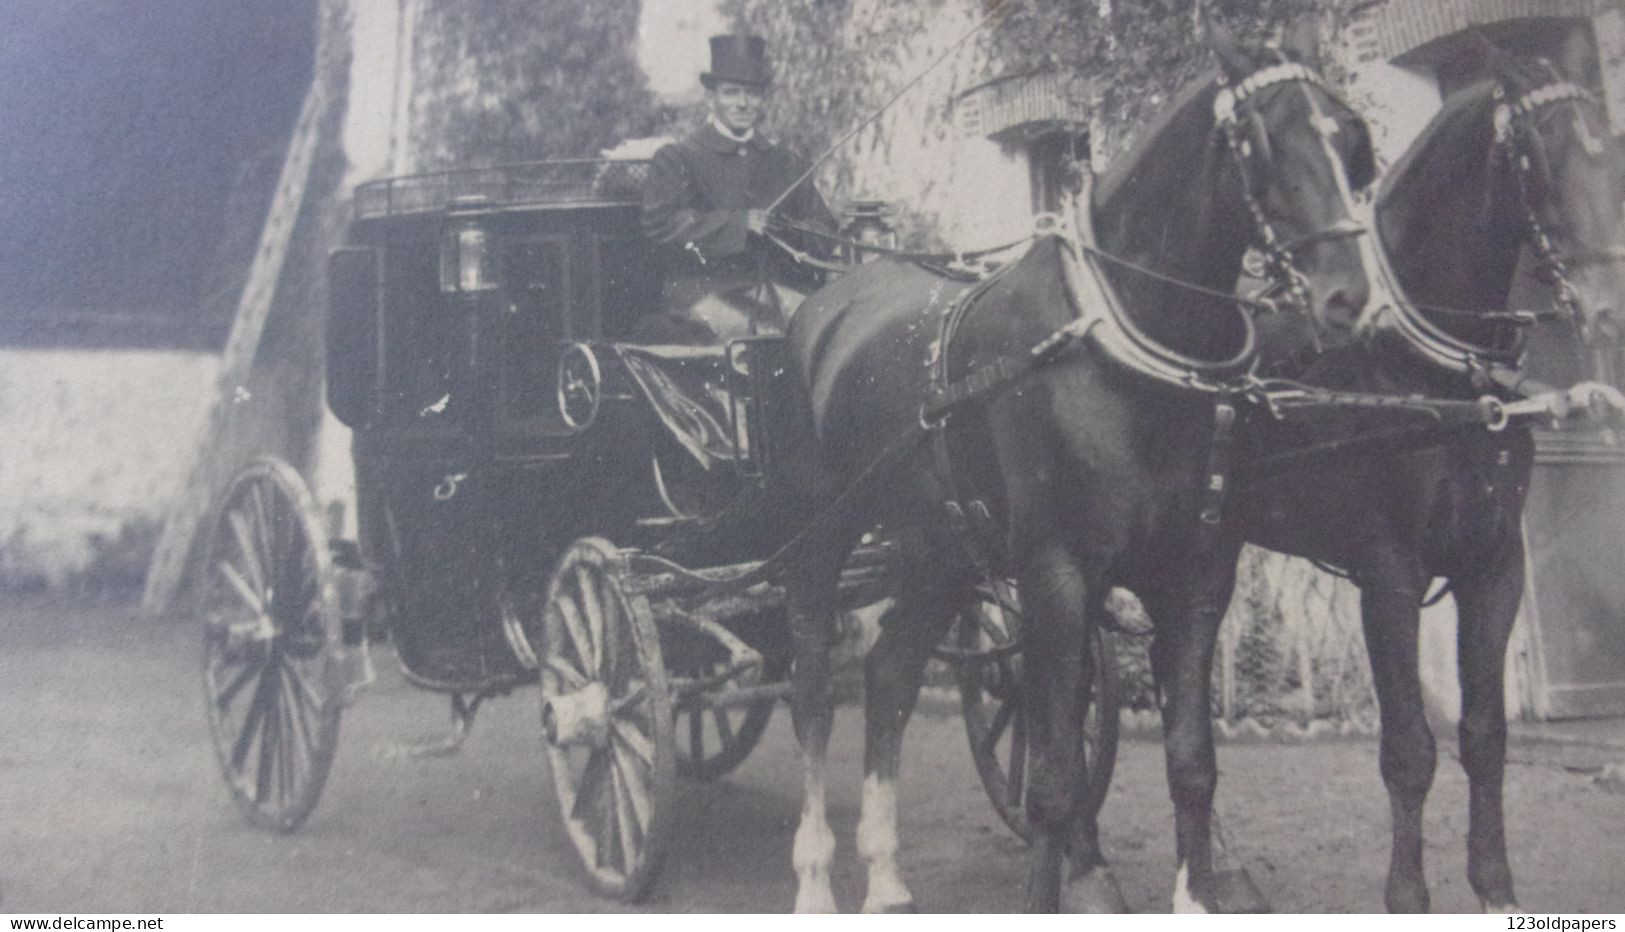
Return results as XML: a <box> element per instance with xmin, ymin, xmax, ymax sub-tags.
<box><xmin>1376</xmin><ymin>79</ymin><xmax>1497</xmax><ymax>228</ymax></box>
<box><xmin>1092</xmin><ymin>70</ymin><xmax>1222</xmax><ymax>223</ymax></box>
<box><xmin>1375</xmin><ymin>78</ymin><xmax>1525</xmax><ymax>353</ymax></box>
<box><xmin>1087</xmin><ymin>69</ymin><xmax>1248</xmax><ymax>359</ymax></box>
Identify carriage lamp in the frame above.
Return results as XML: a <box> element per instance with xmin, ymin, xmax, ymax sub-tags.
<box><xmin>438</xmin><ymin>203</ymin><xmax>501</xmax><ymax>294</ymax></box>
<box><xmin>841</xmin><ymin>200</ymin><xmax>898</xmax><ymax>264</ymax></box>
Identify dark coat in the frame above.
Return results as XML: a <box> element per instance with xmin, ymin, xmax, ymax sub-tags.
<box><xmin>642</xmin><ymin>122</ymin><xmax>836</xmax><ymax>297</ymax></box>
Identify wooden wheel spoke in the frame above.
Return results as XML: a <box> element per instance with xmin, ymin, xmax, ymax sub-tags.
<box><xmin>571</xmin><ymin>750</ymin><xmax>612</xmax><ymax>825</ymax></box>
<box><xmin>545</xmin><ymin>655</ymin><xmax>588</xmax><ymax>691</ymax></box>
<box><xmin>687</xmin><ymin>709</ymin><xmax>703</xmax><ymax>760</ymax></box>
<box><xmin>611</xmin><ymin>745</ymin><xmax>654</xmax><ymax>834</ymax></box>
<box><xmin>977</xmin><ymin>608</ymin><xmax>1013</xmax><ymax>646</ymax></box>
<box><xmin>712</xmin><ymin>709</ymin><xmax>734</xmax><ymax>746</ymax></box>
<box><xmin>216</xmin><ymin>559</ymin><xmax>265</xmax><ymax>616</ymax></box>
<box><xmin>610</xmin><ymin>679</ymin><xmax>646</xmax><ymax>715</ymax></box>
<box><xmin>276</xmin><ymin>681</ymin><xmax>299</xmax><ymax>804</ymax></box>
<box><xmin>609</xmin><ymin>763</ymin><xmax>640</xmax><ymax>873</ymax></box>
<box><xmin>254</xmin><ymin>675</ymin><xmax>280</xmax><ymax>804</ymax></box>
<box><xmin>575</xmin><ymin>567</ymin><xmax>605</xmax><ymax>675</ymax></box>
<box><xmin>230</xmin><ymin>665</ymin><xmax>276</xmax><ymax>771</ymax></box>
<box><xmin>227</xmin><ymin>511</ymin><xmax>267</xmax><ymax>597</ymax></box>
<box><xmin>610</xmin><ymin>719</ymin><xmax>655</xmax><ymax>768</ymax></box>
<box><xmin>214</xmin><ymin>657</ymin><xmax>266</xmax><ymax>712</ymax></box>
<box><xmin>1007</xmin><ymin>704</ymin><xmax>1028</xmax><ymax>808</ymax></box>
<box><xmin>555</xmin><ymin>598</ymin><xmax>595</xmax><ymax>679</ymax></box>
<box><xmin>280</xmin><ymin>665</ymin><xmax>316</xmax><ymax>765</ymax></box>
<box><xmin>982</xmin><ymin>695</ymin><xmax>1017</xmax><ymax>758</ymax></box>
<box><xmin>282</xmin><ymin>657</ymin><xmax>325</xmax><ymax>717</ymax></box>
<box><xmin>247</xmin><ymin>484</ymin><xmax>276</xmax><ymax>595</ymax></box>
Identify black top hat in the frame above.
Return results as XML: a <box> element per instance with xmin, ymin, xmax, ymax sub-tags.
<box><xmin>701</xmin><ymin>34</ymin><xmax>771</xmax><ymax>89</ymax></box>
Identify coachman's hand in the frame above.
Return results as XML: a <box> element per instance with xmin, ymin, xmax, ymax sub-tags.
<box><xmin>746</xmin><ymin>208</ymin><xmax>771</xmax><ymax>235</ymax></box>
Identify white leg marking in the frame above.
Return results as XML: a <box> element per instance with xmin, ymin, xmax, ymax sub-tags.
<box><xmin>1172</xmin><ymin>862</ymin><xmax>1208</xmax><ymax>914</ymax></box>
<box><xmin>858</xmin><ymin>773</ymin><xmax>914</xmax><ymax>912</ymax></box>
<box><xmin>792</xmin><ymin>754</ymin><xmax>838</xmax><ymax>913</ymax></box>
<box><xmin>1483</xmin><ymin>902</ymin><xmax>1521</xmax><ymax>914</ymax></box>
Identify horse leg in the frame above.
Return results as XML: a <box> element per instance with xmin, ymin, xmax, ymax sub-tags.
<box><xmin>1358</xmin><ymin>546</ymin><xmax>1435</xmax><ymax>913</ymax></box>
<box><xmin>856</xmin><ymin>582</ymin><xmax>961</xmax><ymax>913</ymax></box>
<box><xmin>1450</xmin><ymin>538</ymin><xmax>1524</xmax><ymax>912</ymax></box>
<box><xmin>785</xmin><ymin>547</ymin><xmax>847</xmax><ymax>913</ymax></box>
<box><xmin>1015</xmin><ymin>541</ymin><xmax>1121</xmax><ymax>912</ymax></box>
<box><xmin>1057</xmin><ymin>597</ymin><xmax>1130</xmax><ymax>913</ymax></box>
<box><xmin>1143</xmin><ymin>542</ymin><xmax>1267</xmax><ymax>913</ymax></box>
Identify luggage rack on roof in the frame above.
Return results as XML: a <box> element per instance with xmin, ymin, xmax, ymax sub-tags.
<box><xmin>353</xmin><ymin>159</ymin><xmax>651</xmax><ymax>220</ymax></box>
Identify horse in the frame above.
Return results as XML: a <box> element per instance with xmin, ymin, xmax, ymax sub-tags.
<box><xmin>769</xmin><ymin>26</ymin><xmax>1379</xmax><ymax>912</ymax></box>
<box><xmin>1197</xmin><ymin>42</ymin><xmax>1625</xmax><ymax>912</ymax></box>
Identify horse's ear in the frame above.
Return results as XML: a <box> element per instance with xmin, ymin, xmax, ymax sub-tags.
<box><xmin>1281</xmin><ymin>18</ymin><xmax>1322</xmax><ymax>71</ymax></box>
<box><xmin>1209</xmin><ymin>18</ymin><xmax>1255</xmax><ymax>81</ymax></box>
<box><xmin>1473</xmin><ymin>33</ymin><xmax>1542</xmax><ymax>96</ymax></box>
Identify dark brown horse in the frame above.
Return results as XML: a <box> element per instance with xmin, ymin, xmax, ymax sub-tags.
<box><xmin>770</xmin><ymin>30</ymin><xmax>1378</xmax><ymax>912</ymax></box>
<box><xmin>1202</xmin><ymin>45</ymin><xmax>1625</xmax><ymax>912</ymax></box>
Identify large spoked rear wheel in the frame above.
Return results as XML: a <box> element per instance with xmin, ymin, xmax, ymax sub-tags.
<box><xmin>539</xmin><ymin>538</ymin><xmax>676</xmax><ymax>902</ymax></box>
<box><xmin>200</xmin><ymin>457</ymin><xmax>343</xmax><ymax>832</ymax></box>
<box><xmin>956</xmin><ymin>582</ymin><xmax>1120</xmax><ymax>842</ymax></box>
<box><xmin>673</xmin><ymin>655</ymin><xmax>786</xmax><ymax>782</ymax></box>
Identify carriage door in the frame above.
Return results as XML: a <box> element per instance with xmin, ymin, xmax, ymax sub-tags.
<box><xmin>499</xmin><ymin>235</ymin><xmax>571</xmax><ymax>433</ymax></box>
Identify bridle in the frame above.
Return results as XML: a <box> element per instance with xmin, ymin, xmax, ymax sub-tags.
<box><xmin>1214</xmin><ymin>61</ymin><xmax>1371</xmax><ymax>323</ymax></box>
<box><xmin>1494</xmin><ymin>75</ymin><xmax>1625</xmax><ymax>333</ymax></box>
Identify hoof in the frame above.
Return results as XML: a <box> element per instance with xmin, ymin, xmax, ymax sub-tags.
<box><xmin>1175</xmin><ymin>864</ymin><xmax>1270</xmax><ymax>914</ymax></box>
<box><xmin>793</xmin><ymin>892</ymin><xmax>839</xmax><ymax>914</ymax></box>
<box><xmin>866</xmin><ymin>901</ymin><xmax>917</xmax><ymax>914</ymax></box>
<box><xmin>1061</xmin><ymin>867</ymin><xmax>1129</xmax><ymax>913</ymax></box>
<box><xmin>1482</xmin><ymin>902</ymin><xmax>1521</xmax><ymax>914</ymax></box>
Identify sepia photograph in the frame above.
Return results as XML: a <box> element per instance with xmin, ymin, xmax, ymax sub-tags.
<box><xmin>2</xmin><ymin>0</ymin><xmax>1624</xmax><ymax>915</ymax></box>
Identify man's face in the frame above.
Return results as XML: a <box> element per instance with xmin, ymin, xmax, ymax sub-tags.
<box><xmin>706</xmin><ymin>81</ymin><xmax>765</xmax><ymax>134</ymax></box>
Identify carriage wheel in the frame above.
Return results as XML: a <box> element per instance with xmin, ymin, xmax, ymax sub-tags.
<box><xmin>200</xmin><ymin>458</ymin><xmax>343</xmax><ymax>833</ymax></box>
<box><xmin>956</xmin><ymin>582</ymin><xmax>1120</xmax><ymax>842</ymax></box>
<box><xmin>673</xmin><ymin>655</ymin><xmax>786</xmax><ymax>782</ymax></box>
<box><xmin>539</xmin><ymin>538</ymin><xmax>676</xmax><ymax>902</ymax></box>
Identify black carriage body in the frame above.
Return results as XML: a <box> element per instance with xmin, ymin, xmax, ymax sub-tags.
<box><xmin>325</xmin><ymin>161</ymin><xmax>795</xmax><ymax>691</ymax></box>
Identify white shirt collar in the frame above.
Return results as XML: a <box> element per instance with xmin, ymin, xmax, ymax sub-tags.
<box><xmin>708</xmin><ymin>114</ymin><xmax>755</xmax><ymax>145</ymax></box>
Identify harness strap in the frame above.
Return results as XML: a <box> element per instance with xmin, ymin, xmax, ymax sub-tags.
<box><xmin>1199</xmin><ymin>393</ymin><xmax>1241</xmax><ymax>526</ymax></box>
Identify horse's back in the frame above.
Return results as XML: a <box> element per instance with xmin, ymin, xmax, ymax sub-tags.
<box><xmin>789</xmin><ymin>260</ymin><xmax>976</xmax><ymax>469</ymax></box>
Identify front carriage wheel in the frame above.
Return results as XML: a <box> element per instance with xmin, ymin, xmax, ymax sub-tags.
<box><xmin>539</xmin><ymin>538</ymin><xmax>676</xmax><ymax>902</ymax></box>
<box><xmin>955</xmin><ymin>582</ymin><xmax>1120</xmax><ymax>842</ymax></box>
<box><xmin>200</xmin><ymin>458</ymin><xmax>343</xmax><ymax>833</ymax></box>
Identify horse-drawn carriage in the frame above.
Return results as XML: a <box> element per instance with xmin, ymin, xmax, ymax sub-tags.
<box><xmin>196</xmin><ymin>157</ymin><xmax>1115</xmax><ymax>902</ymax></box>
<box><xmin>198</xmin><ymin>25</ymin><xmax>1625</xmax><ymax>911</ymax></box>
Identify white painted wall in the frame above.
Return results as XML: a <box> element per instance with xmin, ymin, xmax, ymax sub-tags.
<box><xmin>0</xmin><ymin>349</ymin><xmax>217</xmax><ymax>587</ymax></box>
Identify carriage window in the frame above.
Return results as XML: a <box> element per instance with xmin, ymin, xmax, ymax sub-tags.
<box><xmin>501</xmin><ymin>238</ymin><xmax>569</xmax><ymax>423</ymax></box>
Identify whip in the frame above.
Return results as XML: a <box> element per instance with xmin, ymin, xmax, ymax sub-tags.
<box><xmin>764</xmin><ymin>0</ymin><xmax>1019</xmax><ymax>214</ymax></box>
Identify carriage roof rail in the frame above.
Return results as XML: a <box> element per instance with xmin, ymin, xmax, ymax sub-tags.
<box><xmin>352</xmin><ymin>158</ymin><xmax>652</xmax><ymax>221</ymax></box>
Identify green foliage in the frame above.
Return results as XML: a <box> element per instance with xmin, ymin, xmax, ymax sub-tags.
<box><xmin>719</xmin><ymin>0</ymin><xmax>953</xmax><ymax>202</ymax></box>
<box><xmin>411</xmin><ymin>1</ymin><xmax>673</xmax><ymax>169</ymax></box>
<box><xmin>723</xmin><ymin>0</ymin><xmax>1365</xmax><ymax>175</ymax></box>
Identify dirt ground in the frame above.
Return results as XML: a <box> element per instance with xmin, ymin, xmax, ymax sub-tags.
<box><xmin>1</xmin><ymin>594</ymin><xmax>1621</xmax><ymax>914</ymax></box>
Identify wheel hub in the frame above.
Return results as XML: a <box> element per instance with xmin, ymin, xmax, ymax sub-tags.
<box><xmin>542</xmin><ymin>682</ymin><xmax>610</xmax><ymax>748</ymax></box>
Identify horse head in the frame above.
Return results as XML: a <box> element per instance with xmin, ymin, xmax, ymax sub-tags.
<box><xmin>1485</xmin><ymin>36</ymin><xmax>1625</xmax><ymax>362</ymax></box>
<box><xmin>1209</xmin><ymin>20</ymin><xmax>1377</xmax><ymax>343</ymax></box>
